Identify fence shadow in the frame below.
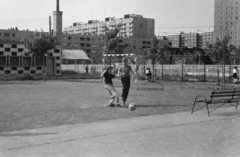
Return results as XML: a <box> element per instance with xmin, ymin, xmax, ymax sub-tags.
<box><xmin>0</xmin><ymin>132</ymin><xmax>58</xmax><ymax>137</ymax></box>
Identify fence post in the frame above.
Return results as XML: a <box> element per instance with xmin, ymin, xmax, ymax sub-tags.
<box><xmin>229</xmin><ymin>64</ymin><xmax>231</xmax><ymax>83</ymax></box>
<box><xmin>204</xmin><ymin>63</ymin><xmax>206</xmax><ymax>82</ymax></box>
<box><xmin>182</xmin><ymin>61</ymin><xmax>184</xmax><ymax>81</ymax></box>
<box><xmin>217</xmin><ymin>64</ymin><xmax>220</xmax><ymax>85</ymax></box>
<box><xmin>161</xmin><ymin>62</ymin><xmax>163</xmax><ymax>80</ymax></box>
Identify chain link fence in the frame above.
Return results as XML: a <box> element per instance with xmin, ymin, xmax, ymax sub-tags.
<box><xmin>61</xmin><ymin>64</ymin><xmax>238</xmax><ymax>83</ymax></box>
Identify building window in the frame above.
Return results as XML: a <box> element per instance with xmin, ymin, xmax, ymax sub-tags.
<box><xmin>139</xmin><ymin>24</ymin><xmax>143</xmax><ymax>29</ymax></box>
<box><xmin>11</xmin><ymin>44</ymin><xmax>17</xmax><ymax>48</ymax></box>
<box><xmin>22</xmin><ymin>57</ymin><xmax>31</xmax><ymax>66</ymax></box>
<box><xmin>10</xmin><ymin>57</ymin><xmax>19</xmax><ymax>66</ymax></box>
<box><xmin>0</xmin><ymin>56</ymin><xmax>6</xmax><ymax>66</ymax></box>
<box><xmin>3</xmin><ymin>33</ymin><xmax>9</xmax><ymax>37</ymax></box>
<box><xmin>35</xmin><ymin>57</ymin><xmax>44</xmax><ymax>65</ymax></box>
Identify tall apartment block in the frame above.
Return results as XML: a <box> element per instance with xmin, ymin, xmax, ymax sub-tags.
<box><xmin>64</xmin><ymin>14</ymin><xmax>155</xmax><ymax>38</ymax></box>
<box><xmin>214</xmin><ymin>0</ymin><xmax>240</xmax><ymax>47</ymax></box>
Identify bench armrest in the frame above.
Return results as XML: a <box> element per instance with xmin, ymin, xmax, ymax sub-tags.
<box><xmin>194</xmin><ymin>95</ymin><xmax>208</xmax><ymax>103</ymax></box>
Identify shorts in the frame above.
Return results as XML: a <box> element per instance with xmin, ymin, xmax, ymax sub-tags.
<box><xmin>105</xmin><ymin>84</ymin><xmax>119</xmax><ymax>97</ymax></box>
<box><xmin>233</xmin><ymin>73</ymin><xmax>237</xmax><ymax>79</ymax></box>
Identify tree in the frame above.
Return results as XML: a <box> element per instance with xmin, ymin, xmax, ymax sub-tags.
<box><xmin>210</xmin><ymin>35</ymin><xmax>235</xmax><ymax>64</ymax></box>
<box><xmin>22</xmin><ymin>31</ymin><xmax>58</xmax><ymax>58</ymax></box>
<box><xmin>102</xmin><ymin>26</ymin><xmax>128</xmax><ymax>65</ymax></box>
<box><xmin>22</xmin><ymin>31</ymin><xmax>59</xmax><ymax>78</ymax></box>
<box><xmin>207</xmin><ymin>35</ymin><xmax>236</xmax><ymax>88</ymax></box>
<box><xmin>141</xmin><ymin>36</ymin><xmax>170</xmax><ymax>79</ymax></box>
<box><xmin>147</xmin><ymin>36</ymin><xmax>170</xmax><ymax>64</ymax></box>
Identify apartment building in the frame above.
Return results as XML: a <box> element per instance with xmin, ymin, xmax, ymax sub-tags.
<box><xmin>167</xmin><ymin>32</ymin><xmax>214</xmax><ymax>49</ymax></box>
<box><xmin>214</xmin><ymin>0</ymin><xmax>240</xmax><ymax>47</ymax></box>
<box><xmin>167</xmin><ymin>35</ymin><xmax>181</xmax><ymax>48</ymax></box>
<box><xmin>64</xmin><ymin>14</ymin><xmax>155</xmax><ymax>38</ymax></box>
<box><xmin>0</xmin><ymin>28</ymin><xmax>171</xmax><ymax>64</ymax></box>
<box><xmin>201</xmin><ymin>32</ymin><xmax>214</xmax><ymax>49</ymax></box>
<box><xmin>61</xmin><ymin>32</ymin><xmax>158</xmax><ymax>63</ymax></box>
<box><xmin>183</xmin><ymin>33</ymin><xmax>199</xmax><ymax>48</ymax></box>
<box><xmin>0</xmin><ymin>29</ymin><xmax>33</xmax><ymax>42</ymax></box>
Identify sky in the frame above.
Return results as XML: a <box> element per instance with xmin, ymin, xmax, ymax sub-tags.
<box><xmin>0</xmin><ymin>0</ymin><xmax>215</xmax><ymax>35</ymax></box>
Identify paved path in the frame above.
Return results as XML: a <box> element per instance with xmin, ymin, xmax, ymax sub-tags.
<box><xmin>1</xmin><ymin>107</ymin><xmax>240</xmax><ymax>157</ymax></box>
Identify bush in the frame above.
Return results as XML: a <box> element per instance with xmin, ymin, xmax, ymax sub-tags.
<box><xmin>20</xmin><ymin>75</ymin><xmax>36</xmax><ymax>80</ymax></box>
<box><xmin>61</xmin><ymin>70</ymin><xmax>79</xmax><ymax>75</ymax></box>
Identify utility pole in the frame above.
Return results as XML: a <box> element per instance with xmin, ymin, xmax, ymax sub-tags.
<box><xmin>49</xmin><ymin>16</ymin><xmax>51</xmax><ymax>34</ymax></box>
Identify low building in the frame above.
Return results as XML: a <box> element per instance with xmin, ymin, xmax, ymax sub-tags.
<box><xmin>0</xmin><ymin>41</ymin><xmax>61</xmax><ymax>79</ymax></box>
<box><xmin>167</xmin><ymin>32</ymin><xmax>214</xmax><ymax>49</ymax></box>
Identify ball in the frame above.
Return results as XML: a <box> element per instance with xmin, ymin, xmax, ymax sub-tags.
<box><xmin>128</xmin><ymin>103</ymin><xmax>136</xmax><ymax>111</ymax></box>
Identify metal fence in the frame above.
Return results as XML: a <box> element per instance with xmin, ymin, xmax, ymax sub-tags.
<box><xmin>61</xmin><ymin>64</ymin><xmax>238</xmax><ymax>82</ymax></box>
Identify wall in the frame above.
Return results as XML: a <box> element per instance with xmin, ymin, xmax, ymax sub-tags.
<box><xmin>0</xmin><ymin>41</ymin><xmax>61</xmax><ymax>80</ymax></box>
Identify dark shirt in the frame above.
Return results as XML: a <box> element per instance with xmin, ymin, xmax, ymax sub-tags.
<box><xmin>119</xmin><ymin>65</ymin><xmax>132</xmax><ymax>77</ymax></box>
<box><xmin>103</xmin><ymin>72</ymin><xmax>115</xmax><ymax>85</ymax></box>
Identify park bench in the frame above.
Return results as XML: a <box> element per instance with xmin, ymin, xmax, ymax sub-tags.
<box><xmin>191</xmin><ymin>89</ymin><xmax>240</xmax><ymax>116</ymax></box>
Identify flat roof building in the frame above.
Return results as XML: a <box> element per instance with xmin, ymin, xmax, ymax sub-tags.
<box><xmin>214</xmin><ymin>0</ymin><xmax>240</xmax><ymax>47</ymax></box>
<box><xmin>64</xmin><ymin>14</ymin><xmax>155</xmax><ymax>38</ymax></box>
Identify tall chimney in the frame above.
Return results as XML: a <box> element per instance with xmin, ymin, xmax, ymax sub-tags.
<box><xmin>53</xmin><ymin>0</ymin><xmax>62</xmax><ymax>45</ymax></box>
<box><xmin>57</xmin><ymin>0</ymin><xmax>59</xmax><ymax>11</ymax></box>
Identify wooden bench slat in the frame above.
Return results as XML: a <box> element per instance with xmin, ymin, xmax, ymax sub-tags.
<box><xmin>211</xmin><ymin>94</ymin><xmax>235</xmax><ymax>97</ymax></box>
<box><xmin>212</xmin><ymin>91</ymin><xmax>236</xmax><ymax>94</ymax></box>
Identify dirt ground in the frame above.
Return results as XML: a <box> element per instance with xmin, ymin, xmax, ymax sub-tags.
<box><xmin>0</xmin><ymin>79</ymin><xmax>239</xmax><ymax>132</ymax></box>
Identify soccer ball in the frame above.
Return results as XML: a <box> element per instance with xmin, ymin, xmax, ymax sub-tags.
<box><xmin>128</xmin><ymin>103</ymin><xmax>136</xmax><ymax>111</ymax></box>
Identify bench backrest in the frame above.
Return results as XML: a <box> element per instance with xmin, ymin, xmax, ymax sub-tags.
<box><xmin>210</xmin><ymin>89</ymin><xmax>240</xmax><ymax>102</ymax></box>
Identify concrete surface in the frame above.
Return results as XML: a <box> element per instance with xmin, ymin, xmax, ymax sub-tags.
<box><xmin>1</xmin><ymin>107</ymin><xmax>240</xmax><ymax>157</ymax></box>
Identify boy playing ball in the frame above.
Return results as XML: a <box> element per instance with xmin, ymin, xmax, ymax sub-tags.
<box><xmin>101</xmin><ymin>66</ymin><xmax>121</xmax><ymax>107</ymax></box>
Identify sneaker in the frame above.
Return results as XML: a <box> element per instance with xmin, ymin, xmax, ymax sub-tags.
<box><xmin>107</xmin><ymin>104</ymin><xmax>115</xmax><ymax>107</ymax></box>
<box><xmin>115</xmin><ymin>103</ymin><xmax>121</xmax><ymax>107</ymax></box>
